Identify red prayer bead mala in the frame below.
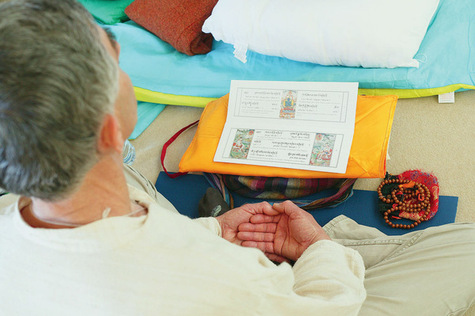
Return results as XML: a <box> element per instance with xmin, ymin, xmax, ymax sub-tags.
<box><xmin>377</xmin><ymin>178</ymin><xmax>431</xmax><ymax>229</ymax></box>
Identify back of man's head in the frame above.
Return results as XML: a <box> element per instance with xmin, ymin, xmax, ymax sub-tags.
<box><xmin>0</xmin><ymin>0</ymin><xmax>118</xmax><ymax>200</ymax></box>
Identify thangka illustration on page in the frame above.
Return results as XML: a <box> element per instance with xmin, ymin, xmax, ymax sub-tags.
<box><xmin>214</xmin><ymin>80</ymin><xmax>359</xmax><ymax>174</ymax></box>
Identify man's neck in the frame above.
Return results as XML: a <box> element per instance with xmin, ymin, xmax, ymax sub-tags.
<box><xmin>24</xmin><ymin>155</ymin><xmax>132</xmax><ymax>228</ymax></box>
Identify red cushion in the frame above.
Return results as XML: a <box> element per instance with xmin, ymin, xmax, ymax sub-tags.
<box><xmin>125</xmin><ymin>0</ymin><xmax>218</xmax><ymax>55</ymax></box>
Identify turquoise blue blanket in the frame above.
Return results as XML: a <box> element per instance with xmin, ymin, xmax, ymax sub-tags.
<box><xmin>109</xmin><ymin>0</ymin><xmax>475</xmax><ymax>107</ymax></box>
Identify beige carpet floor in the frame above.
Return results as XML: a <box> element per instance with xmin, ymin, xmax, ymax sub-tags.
<box><xmin>131</xmin><ymin>90</ymin><xmax>475</xmax><ymax>223</ymax></box>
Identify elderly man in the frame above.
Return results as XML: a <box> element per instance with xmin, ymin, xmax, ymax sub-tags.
<box><xmin>0</xmin><ymin>1</ymin><xmax>474</xmax><ymax>315</ymax></box>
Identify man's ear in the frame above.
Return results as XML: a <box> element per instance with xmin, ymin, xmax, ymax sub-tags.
<box><xmin>97</xmin><ymin>113</ymin><xmax>124</xmax><ymax>154</ymax></box>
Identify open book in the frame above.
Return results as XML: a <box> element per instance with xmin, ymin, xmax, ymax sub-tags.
<box><xmin>214</xmin><ymin>80</ymin><xmax>359</xmax><ymax>174</ymax></box>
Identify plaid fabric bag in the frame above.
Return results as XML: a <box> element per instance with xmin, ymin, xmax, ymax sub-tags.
<box><xmin>203</xmin><ymin>173</ymin><xmax>356</xmax><ymax>210</ymax></box>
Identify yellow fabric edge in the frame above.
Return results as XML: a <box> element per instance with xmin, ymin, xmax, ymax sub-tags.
<box><xmin>134</xmin><ymin>87</ymin><xmax>216</xmax><ymax>107</ymax></box>
<box><xmin>359</xmin><ymin>84</ymin><xmax>475</xmax><ymax>99</ymax></box>
<box><xmin>134</xmin><ymin>84</ymin><xmax>475</xmax><ymax>107</ymax></box>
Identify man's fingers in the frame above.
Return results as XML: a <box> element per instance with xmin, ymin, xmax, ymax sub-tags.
<box><xmin>241</xmin><ymin>240</ymin><xmax>275</xmax><ymax>253</ymax></box>
<box><xmin>249</xmin><ymin>214</ymin><xmax>281</xmax><ymax>224</ymax></box>
<box><xmin>238</xmin><ymin>222</ymin><xmax>277</xmax><ymax>233</ymax></box>
<box><xmin>273</xmin><ymin>200</ymin><xmax>297</xmax><ymax>211</ymax></box>
<box><xmin>237</xmin><ymin>231</ymin><xmax>274</xmax><ymax>242</ymax></box>
<box><xmin>273</xmin><ymin>200</ymin><xmax>306</xmax><ymax>217</ymax></box>
<box><xmin>240</xmin><ymin>241</ymin><xmax>290</xmax><ymax>263</ymax></box>
<box><xmin>242</xmin><ymin>203</ymin><xmax>280</xmax><ymax>216</ymax></box>
<box><xmin>240</xmin><ymin>201</ymin><xmax>276</xmax><ymax>215</ymax></box>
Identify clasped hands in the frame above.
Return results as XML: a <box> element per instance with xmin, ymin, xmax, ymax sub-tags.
<box><xmin>216</xmin><ymin>201</ymin><xmax>330</xmax><ymax>263</ymax></box>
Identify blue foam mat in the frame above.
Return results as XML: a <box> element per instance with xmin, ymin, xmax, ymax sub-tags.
<box><xmin>155</xmin><ymin>172</ymin><xmax>458</xmax><ymax>236</ymax></box>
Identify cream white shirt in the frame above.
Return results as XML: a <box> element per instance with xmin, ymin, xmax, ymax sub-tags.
<box><xmin>0</xmin><ymin>187</ymin><xmax>365</xmax><ymax>315</ymax></box>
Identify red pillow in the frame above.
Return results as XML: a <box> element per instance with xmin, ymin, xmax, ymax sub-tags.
<box><xmin>125</xmin><ymin>0</ymin><xmax>218</xmax><ymax>55</ymax></box>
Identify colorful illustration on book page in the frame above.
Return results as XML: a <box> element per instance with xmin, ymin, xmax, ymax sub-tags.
<box><xmin>279</xmin><ymin>90</ymin><xmax>297</xmax><ymax>119</ymax></box>
<box><xmin>309</xmin><ymin>133</ymin><xmax>336</xmax><ymax>166</ymax></box>
<box><xmin>230</xmin><ymin>129</ymin><xmax>255</xmax><ymax>159</ymax></box>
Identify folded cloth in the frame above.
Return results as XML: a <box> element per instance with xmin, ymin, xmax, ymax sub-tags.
<box><xmin>179</xmin><ymin>94</ymin><xmax>398</xmax><ymax>179</ymax></box>
<box><xmin>124</xmin><ymin>0</ymin><xmax>218</xmax><ymax>55</ymax></box>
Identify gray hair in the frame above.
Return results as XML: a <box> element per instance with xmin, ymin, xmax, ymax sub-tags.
<box><xmin>0</xmin><ymin>0</ymin><xmax>119</xmax><ymax>200</ymax></box>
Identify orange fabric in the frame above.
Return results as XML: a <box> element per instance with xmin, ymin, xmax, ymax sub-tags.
<box><xmin>179</xmin><ymin>94</ymin><xmax>398</xmax><ymax>178</ymax></box>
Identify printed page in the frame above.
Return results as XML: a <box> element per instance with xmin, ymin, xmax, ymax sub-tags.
<box><xmin>214</xmin><ymin>80</ymin><xmax>358</xmax><ymax>174</ymax></box>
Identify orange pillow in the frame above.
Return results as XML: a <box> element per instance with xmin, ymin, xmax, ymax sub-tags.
<box><xmin>179</xmin><ymin>94</ymin><xmax>397</xmax><ymax>178</ymax></box>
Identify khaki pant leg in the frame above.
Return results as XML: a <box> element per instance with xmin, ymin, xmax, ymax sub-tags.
<box><xmin>324</xmin><ymin>216</ymin><xmax>475</xmax><ymax>316</ymax></box>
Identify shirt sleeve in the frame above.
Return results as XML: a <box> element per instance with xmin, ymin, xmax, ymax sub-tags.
<box><xmin>233</xmin><ymin>239</ymin><xmax>366</xmax><ymax>315</ymax></box>
<box><xmin>288</xmin><ymin>240</ymin><xmax>366</xmax><ymax>315</ymax></box>
<box><xmin>188</xmin><ymin>213</ymin><xmax>364</xmax><ymax>314</ymax></box>
<box><xmin>192</xmin><ymin>217</ymin><xmax>222</xmax><ymax>236</ymax></box>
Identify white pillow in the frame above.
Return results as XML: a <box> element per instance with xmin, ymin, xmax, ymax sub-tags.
<box><xmin>202</xmin><ymin>0</ymin><xmax>440</xmax><ymax>68</ymax></box>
